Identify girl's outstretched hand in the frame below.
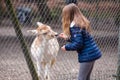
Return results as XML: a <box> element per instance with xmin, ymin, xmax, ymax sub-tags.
<box><xmin>61</xmin><ymin>45</ymin><xmax>66</xmax><ymax>51</ymax></box>
<box><xmin>59</xmin><ymin>33</ymin><xmax>67</xmax><ymax>51</ymax></box>
<box><xmin>59</xmin><ymin>33</ymin><xmax>68</xmax><ymax>40</ymax></box>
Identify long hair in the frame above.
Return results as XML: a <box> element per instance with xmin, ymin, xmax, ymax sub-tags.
<box><xmin>62</xmin><ymin>3</ymin><xmax>91</xmax><ymax>37</ymax></box>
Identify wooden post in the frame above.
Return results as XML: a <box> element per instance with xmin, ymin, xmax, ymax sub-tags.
<box><xmin>4</xmin><ymin>0</ymin><xmax>39</xmax><ymax>80</ymax></box>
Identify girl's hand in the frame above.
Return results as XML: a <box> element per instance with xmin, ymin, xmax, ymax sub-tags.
<box><xmin>61</xmin><ymin>45</ymin><xmax>66</xmax><ymax>51</ymax></box>
<box><xmin>59</xmin><ymin>33</ymin><xmax>68</xmax><ymax>40</ymax></box>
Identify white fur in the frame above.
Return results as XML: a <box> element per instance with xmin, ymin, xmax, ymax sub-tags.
<box><xmin>37</xmin><ymin>22</ymin><xmax>43</xmax><ymax>26</ymax></box>
<box><xmin>28</xmin><ymin>22</ymin><xmax>59</xmax><ymax>80</ymax></box>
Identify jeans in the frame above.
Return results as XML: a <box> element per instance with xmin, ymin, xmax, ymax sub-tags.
<box><xmin>78</xmin><ymin>61</ymin><xmax>95</xmax><ymax>80</ymax></box>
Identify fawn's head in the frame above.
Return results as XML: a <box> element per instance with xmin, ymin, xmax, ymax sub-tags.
<box><xmin>28</xmin><ymin>22</ymin><xmax>58</xmax><ymax>40</ymax></box>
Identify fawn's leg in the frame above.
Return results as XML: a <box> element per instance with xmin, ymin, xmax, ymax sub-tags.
<box><xmin>44</xmin><ymin>63</ymin><xmax>50</xmax><ymax>80</ymax></box>
<box><xmin>36</xmin><ymin>60</ymin><xmax>41</xmax><ymax>77</ymax></box>
<box><xmin>50</xmin><ymin>58</ymin><xmax>56</xmax><ymax>67</ymax></box>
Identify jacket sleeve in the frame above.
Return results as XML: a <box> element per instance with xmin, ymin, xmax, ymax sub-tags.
<box><xmin>65</xmin><ymin>30</ymin><xmax>83</xmax><ymax>51</ymax></box>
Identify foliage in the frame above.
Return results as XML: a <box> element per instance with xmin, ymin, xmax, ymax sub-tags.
<box><xmin>50</xmin><ymin>7</ymin><xmax>62</xmax><ymax>21</ymax></box>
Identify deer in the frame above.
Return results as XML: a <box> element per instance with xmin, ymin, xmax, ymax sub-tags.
<box><xmin>27</xmin><ymin>22</ymin><xmax>59</xmax><ymax>80</ymax></box>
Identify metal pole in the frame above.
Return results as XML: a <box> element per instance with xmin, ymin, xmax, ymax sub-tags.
<box><xmin>117</xmin><ymin>23</ymin><xmax>120</xmax><ymax>80</ymax></box>
<box><xmin>116</xmin><ymin>1</ymin><xmax>120</xmax><ymax>80</ymax></box>
<box><xmin>4</xmin><ymin>0</ymin><xmax>39</xmax><ymax>80</ymax></box>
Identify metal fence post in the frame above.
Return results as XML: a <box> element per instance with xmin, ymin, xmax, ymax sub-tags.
<box><xmin>4</xmin><ymin>0</ymin><xmax>39</xmax><ymax>80</ymax></box>
<box><xmin>117</xmin><ymin>20</ymin><xmax>120</xmax><ymax>80</ymax></box>
<box><xmin>116</xmin><ymin>1</ymin><xmax>120</xmax><ymax>80</ymax></box>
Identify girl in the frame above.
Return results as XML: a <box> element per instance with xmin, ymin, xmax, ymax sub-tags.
<box><xmin>59</xmin><ymin>3</ymin><xmax>102</xmax><ymax>80</ymax></box>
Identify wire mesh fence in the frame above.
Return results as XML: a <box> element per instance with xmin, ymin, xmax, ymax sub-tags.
<box><xmin>0</xmin><ymin>0</ymin><xmax>119</xmax><ymax>80</ymax></box>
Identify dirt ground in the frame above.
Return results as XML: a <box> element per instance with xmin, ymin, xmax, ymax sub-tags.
<box><xmin>0</xmin><ymin>26</ymin><xmax>118</xmax><ymax>80</ymax></box>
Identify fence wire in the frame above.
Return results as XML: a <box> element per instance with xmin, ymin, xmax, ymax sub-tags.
<box><xmin>0</xmin><ymin>0</ymin><xmax>119</xmax><ymax>80</ymax></box>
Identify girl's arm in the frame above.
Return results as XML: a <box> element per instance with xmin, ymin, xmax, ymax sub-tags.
<box><xmin>65</xmin><ymin>29</ymin><xmax>83</xmax><ymax>51</ymax></box>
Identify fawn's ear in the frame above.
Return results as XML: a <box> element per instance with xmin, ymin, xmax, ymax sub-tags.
<box><xmin>27</xmin><ymin>30</ymin><xmax>38</xmax><ymax>34</ymax></box>
<box><xmin>37</xmin><ymin>22</ymin><xmax>43</xmax><ymax>26</ymax></box>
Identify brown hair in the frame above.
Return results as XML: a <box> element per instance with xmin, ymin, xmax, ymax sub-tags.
<box><xmin>62</xmin><ymin>3</ymin><xmax>91</xmax><ymax>37</ymax></box>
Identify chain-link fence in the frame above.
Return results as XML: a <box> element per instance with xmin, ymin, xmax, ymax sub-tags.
<box><xmin>0</xmin><ymin>0</ymin><xmax>119</xmax><ymax>80</ymax></box>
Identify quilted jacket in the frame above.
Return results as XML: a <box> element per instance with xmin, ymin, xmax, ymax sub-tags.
<box><xmin>65</xmin><ymin>24</ymin><xmax>102</xmax><ymax>63</ymax></box>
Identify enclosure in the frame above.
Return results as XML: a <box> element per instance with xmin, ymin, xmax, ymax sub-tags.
<box><xmin>0</xmin><ymin>0</ymin><xmax>119</xmax><ymax>80</ymax></box>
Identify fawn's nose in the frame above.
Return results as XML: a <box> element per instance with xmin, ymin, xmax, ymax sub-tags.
<box><xmin>55</xmin><ymin>33</ymin><xmax>60</xmax><ymax>37</ymax></box>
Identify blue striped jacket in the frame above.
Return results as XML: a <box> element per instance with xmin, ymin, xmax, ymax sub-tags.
<box><xmin>65</xmin><ymin>25</ymin><xmax>102</xmax><ymax>63</ymax></box>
